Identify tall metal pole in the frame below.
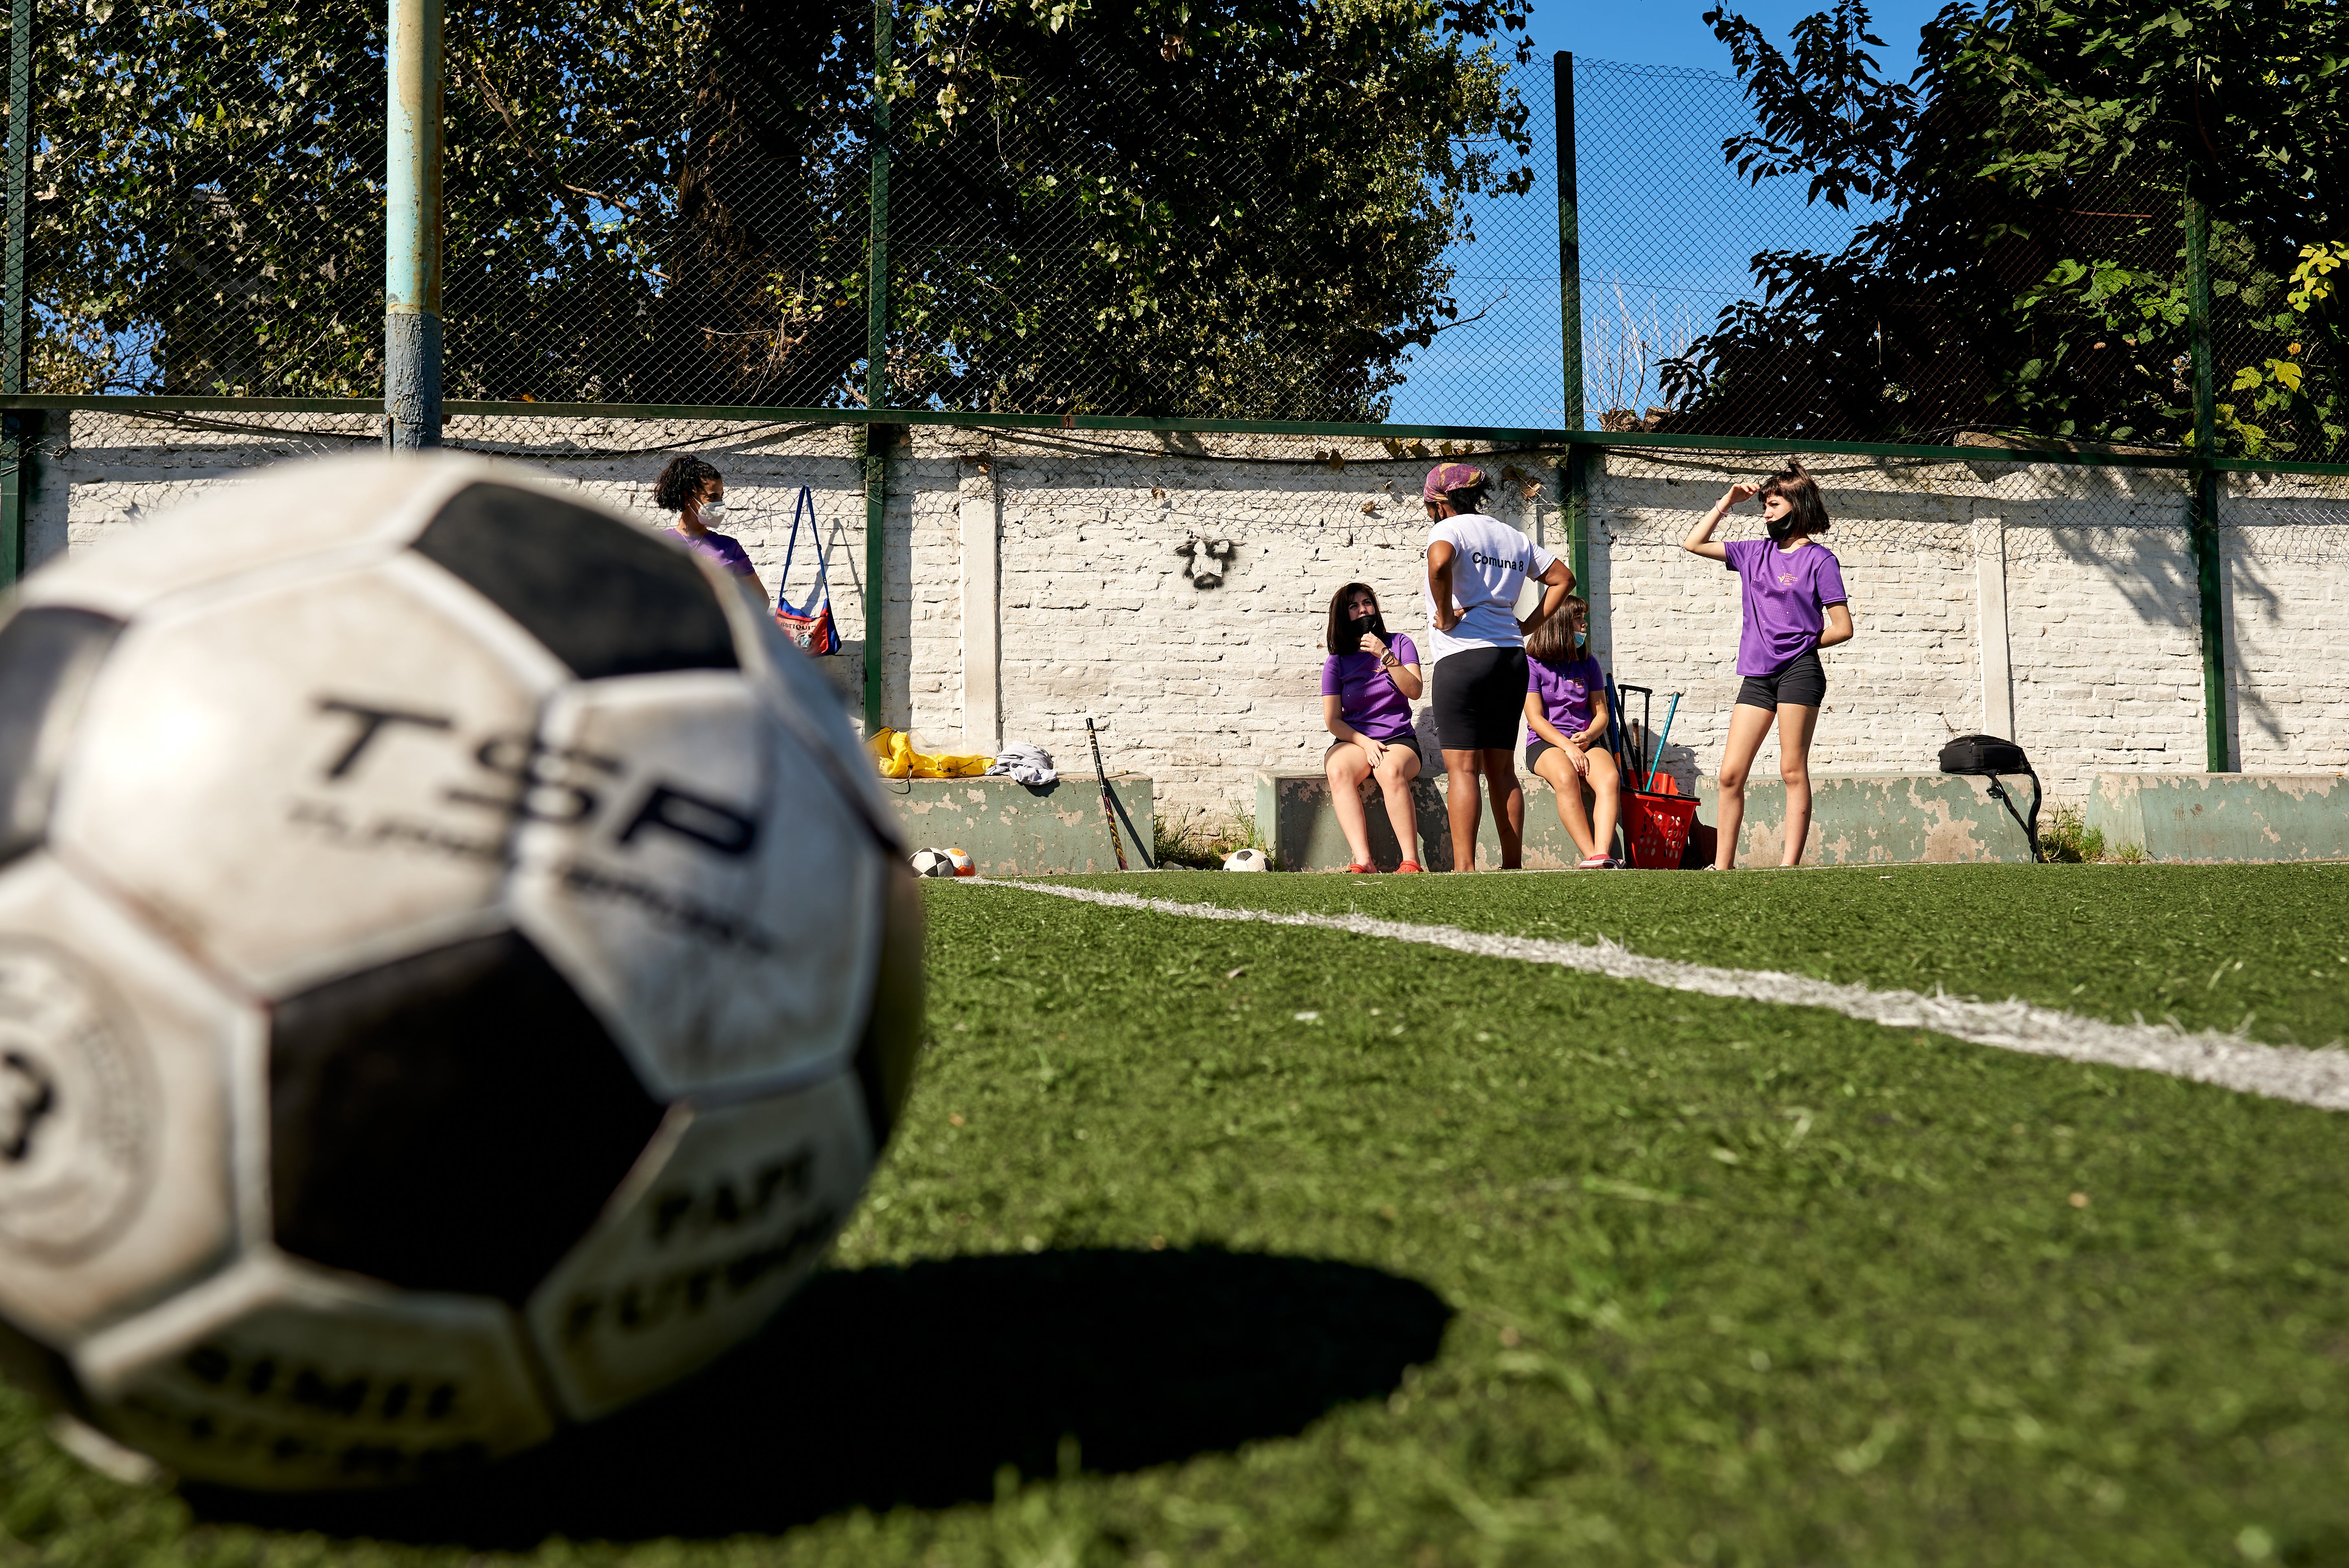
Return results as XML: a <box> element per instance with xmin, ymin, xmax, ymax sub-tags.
<box><xmin>2</xmin><ymin>0</ymin><xmax>38</xmax><ymax>586</ymax></box>
<box><xmin>384</xmin><ymin>0</ymin><xmax>444</xmax><ymax>449</ymax></box>
<box><xmin>861</xmin><ymin>0</ymin><xmax>891</xmax><ymax>732</ymax></box>
<box><xmin>2183</xmin><ymin>186</ymin><xmax>2229</xmax><ymax>772</ymax></box>
<box><xmin>1554</xmin><ymin>50</ymin><xmax>1584</xmax><ymax>438</ymax></box>
<box><xmin>1554</xmin><ymin>52</ymin><xmax>1591</xmax><ymax>607</ymax></box>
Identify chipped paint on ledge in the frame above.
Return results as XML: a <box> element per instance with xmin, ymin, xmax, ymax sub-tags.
<box><xmin>2088</xmin><ymin>773</ymin><xmax>2349</xmax><ymax>863</ymax></box>
<box><xmin>887</xmin><ymin>773</ymin><xmax>1153</xmax><ymax>874</ymax></box>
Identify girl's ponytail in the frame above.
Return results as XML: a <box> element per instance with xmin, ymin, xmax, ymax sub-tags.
<box><xmin>1759</xmin><ymin>462</ymin><xmax>1830</xmax><ymax>542</ymax></box>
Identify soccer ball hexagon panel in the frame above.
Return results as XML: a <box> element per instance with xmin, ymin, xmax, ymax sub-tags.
<box><xmin>0</xmin><ymin>853</ymin><xmax>254</xmax><ymax>1345</ymax></box>
<box><xmin>526</xmin><ymin>1074</ymin><xmax>875</xmax><ymax>1422</ymax></box>
<box><xmin>74</xmin><ymin>1255</ymin><xmax>558</xmax><ymax>1492</ymax></box>
<box><xmin>0</xmin><ymin>454</ymin><xmax>924</xmax><ymax>1491</ymax></box>
<box><xmin>511</xmin><ymin>670</ymin><xmax>884</xmax><ymax>1102</ymax></box>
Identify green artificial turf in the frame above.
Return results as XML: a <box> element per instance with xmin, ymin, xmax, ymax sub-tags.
<box><xmin>4</xmin><ymin>877</ymin><xmax>2347</xmax><ymax>1567</ymax></box>
<box><xmin>1050</xmin><ymin>862</ymin><xmax>2349</xmax><ymax>1048</ymax></box>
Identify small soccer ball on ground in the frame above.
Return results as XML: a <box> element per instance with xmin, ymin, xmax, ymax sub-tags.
<box><xmin>1223</xmin><ymin>848</ymin><xmax>1270</xmax><ymax>872</ymax></box>
<box><xmin>944</xmin><ymin>848</ymin><xmax>975</xmax><ymax>877</ymax></box>
<box><xmin>0</xmin><ymin>452</ymin><xmax>926</xmax><ymax>1492</ymax></box>
<box><xmin>909</xmin><ymin>848</ymin><xmax>957</xmax><ymax>878</ymax></box>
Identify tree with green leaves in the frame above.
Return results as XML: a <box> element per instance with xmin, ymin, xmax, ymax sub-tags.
<box><xmin>1660</xmin><ymin>0</ymin><xmax>2349</xmax><ymax>458</ymax></box>
<box><xmin>10</xmin><ymin>0</ymin><xmax>1533</xmax><ymax>418</ymax></box>
<box><xmin>13</xmin><ymin>0</ymin><xmax>697</xmax><ymax>398</ymax></box>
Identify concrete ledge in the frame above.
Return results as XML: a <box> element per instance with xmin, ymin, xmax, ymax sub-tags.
<box><xmin>2087</xmin><ymin>773</ymin><xmax>2349</xmax><ymax>863</ymax></box>
<box><xmin>1257</xmin><ymin>769</ymin><xmax>1610</xmax><ymax>872</ymax></box>
<box><xmin>1695</xmin><ymin>773</ymin><xmax>2033</xmax><ymax>866</ymax></box>
<box><xmin>888</xmin><ymin>773</ymin><xmax>1152</xmax><ymax>875</ymax></box>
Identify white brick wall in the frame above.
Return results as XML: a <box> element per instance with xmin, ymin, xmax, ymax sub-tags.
<box><xmin>26</xmin><ymin>412</ymin><xmax>2347</xmax><ymax>827</ymax></box>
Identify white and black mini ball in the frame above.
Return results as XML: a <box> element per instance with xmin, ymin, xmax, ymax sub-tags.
<box><xmin>908</xmin><ymin>848</ymin><xmax>956</xmax><ymax>878</ymax></box>
<box><xmin>0</xmin><ymin>454</ymin><xmax>925</xmax><ymax>1491</ymax></box>
<box><xmin>1223</xmin><ymin>848</ymin><xmax>1269</xmax><ymax>872</ymax></box>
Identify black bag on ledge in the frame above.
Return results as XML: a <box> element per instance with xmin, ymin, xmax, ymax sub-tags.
<box><xmin>1937</xmin><ymin>734</ymin><xmax>2042</xmax><ymax>862</ymax></box>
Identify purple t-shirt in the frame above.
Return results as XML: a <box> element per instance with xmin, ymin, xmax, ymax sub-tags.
<box><xmin>1321</xmin><ymin>632</ymin><xmax>1420</xmax><ymax>740</ymax></box>
<box><xmin>671</xmin><ymin>527</ymin><xmax>758</xmax><ymax>582</ymax></box>
<box><xmin>1724</xmin><ymin>538</ymin><xmax>1847</xmax><ymax>677</ymax></box>
<box><xmin>1526</xmin><ymin>653</ymin><xmax>1606</xmax><ymax>736</ymax></box>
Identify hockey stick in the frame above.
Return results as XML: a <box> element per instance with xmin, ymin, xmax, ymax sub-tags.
<box><xmin>1083</xmin><ymin>714</ymin><xmax>1131</xmax><ymax>872</ymax></box>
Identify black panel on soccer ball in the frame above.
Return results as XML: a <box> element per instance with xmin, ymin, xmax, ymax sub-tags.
<box><xmin>413</xmin><ymin>483</ymin><xmax>739</xmax><ymax>680</ymax></box>
<box><xmin>852</xmin><ymin>861</ymin><xmax>926</xmax><ymax>1151</ymax></box>
<box><xmin>0</xmin><ymin>1308</ymin><xmax>85</xmax><ymax>1417</ymax></box>
<box><xmin>270</xmin><ymin>931</ymin><xmax>666</xmax><ymax>1304</ymax></box>
<box><xmin>0</xmin><ymin>607</ymin><xmax>123</xmax><ymax>867</ymax></box>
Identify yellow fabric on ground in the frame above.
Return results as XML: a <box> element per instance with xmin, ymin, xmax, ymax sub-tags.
<box><xmin>869</xmin><ymin>728</ymin><xmax>992</xmax><ymax>779</ymax></box>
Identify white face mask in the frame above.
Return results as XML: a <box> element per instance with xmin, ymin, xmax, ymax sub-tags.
<box><xmin>699</xmin><ymin>500</ymin><xmax>727</xmax><ymax>523</ymax></box>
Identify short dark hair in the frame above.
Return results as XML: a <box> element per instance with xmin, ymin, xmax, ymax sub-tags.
<box><xmin>1326</xmin><ymin>581</ymin><xmax>1380</xmax><ymax>655</ymax></box>
<box><xmin>1524</xmin><ymin>593</ymin><xmax>1586</xmax><ymax>664</ymax></box>
<box><xmin>653</xmin><ymin>454</ymin><xmax>721</xmax><ymax>515</ymax></box>
<box><xmin>1758</xmin><ymin>462</ymin><xmax>1830</xmax><ymax>538</ymax></box>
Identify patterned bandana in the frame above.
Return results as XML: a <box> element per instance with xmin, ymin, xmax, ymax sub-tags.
<box><xmin>1422</xmin><ymin>462</ymin><xmax>1484</xmax><ymax>502</ymax></box>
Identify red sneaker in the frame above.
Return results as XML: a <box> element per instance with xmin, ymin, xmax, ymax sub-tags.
<box><xmin>1395</xmin><ymin>860</ymin><xmax>1425</xmax><ymax>874</ymax></box>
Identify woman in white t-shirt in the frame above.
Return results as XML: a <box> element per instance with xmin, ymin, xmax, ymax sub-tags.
<box><xmin>1422</xmin><ymin>462</ymin><xmax>1574</xmax><ymax>872</ymax></box>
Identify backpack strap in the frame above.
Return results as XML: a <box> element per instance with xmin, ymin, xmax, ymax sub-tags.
<box><xmin>776</xmin><ymin>486</ymin><xmax>830</xmax><ymax>615</ymax></box>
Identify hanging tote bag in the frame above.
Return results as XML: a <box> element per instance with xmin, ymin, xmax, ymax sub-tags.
<box><xmin>773</xmin><ymin>485</ymin><xmax>841</xmax><ymax>655</ymax></box>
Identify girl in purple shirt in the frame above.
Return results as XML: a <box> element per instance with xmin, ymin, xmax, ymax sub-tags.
<box><xmin>1683</xmin><ymin>462</ymin><xmax>1855</xmax><ymax>868</ymax></box>
<box><xmin>654</xmin><ymin>454</ymin><xmax>769</xmax><ymax>602</ymax></box>
<box><xmin>1521</xmin><ymin>597</ymin><xmax>1620</xmax><ymax>867</ymax></box>
<box><xmin>1320</xmin><ymin>583</ymin><xmax>1426</xmax><ymax>874</ymax></box>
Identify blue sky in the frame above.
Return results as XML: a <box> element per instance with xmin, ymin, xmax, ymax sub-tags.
<box><xmin>1538</xmin><ymin>1</ymin><xmax>1944</xmax><ymax>79</ymax></box>
<box><xmin>1382</xmin><ymin>1</ymin><xmax>1950</xmax><ymax>427</ymax></box>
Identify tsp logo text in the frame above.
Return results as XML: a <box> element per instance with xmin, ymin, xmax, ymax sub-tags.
<box><xmin>313</xmin><ymin>696</ymin><xmax>758</xmax><ymax>858</ymax></box>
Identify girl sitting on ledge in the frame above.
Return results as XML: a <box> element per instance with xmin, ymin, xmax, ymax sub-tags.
<box><xmin>1522</xmin><ymin>596</ymin><xmax>1620</xmax><ymax>868</ymax></box>
<box><xmin>1320</xmin><ymin>582</ymin><xmax>1426</xmax><ymax>874</ymax></box>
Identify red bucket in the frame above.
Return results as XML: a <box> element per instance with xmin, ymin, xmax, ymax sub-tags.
<box><xmin>1622</xmin><ymin>789</ymin><xmax>1698</xmax><ymax>869</ymax></box>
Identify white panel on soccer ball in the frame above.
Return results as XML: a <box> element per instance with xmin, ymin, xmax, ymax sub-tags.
<box><xmin>0</xmin><ymin>854</ymin><xmax>254</xmax><ymax>1345</ymax></box>
<box><xmin>49</xmin><ymin>560</ymin><xmax>563</xmax><ymax>994</ymax></box>
<box><xmin>73</xmin><ymin>1253</ymin><xmax>552</xmax><ymax>1491</ymax></box>
<box><xmin>526</xmin><ymin>1073</ymin><xmax>874</xmax><ymax>1421</ymax></box>
<box><xmin>509</xmin><ymin>671</ymin><xmax>884</xmax><ymax>1099</ymax></box>
<box><xmin>14</xmin><ymin>453</ymin><xmax>497</xmax><ymax>624</ymax></box>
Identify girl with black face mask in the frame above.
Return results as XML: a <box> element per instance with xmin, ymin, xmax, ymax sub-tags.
<box><xmin>1320</xmin><ymin>582</ymin><xmax>1426</xmax><ymax>873</ymax></box>
<box><xmin>1682</xmin><ymin>462</ymin><xmax>1856</xmax><ymax>867</ymax></box>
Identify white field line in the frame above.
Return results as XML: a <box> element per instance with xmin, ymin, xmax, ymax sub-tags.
<box><xmin>977</xmin><ymin>881</ymin><xmax>2349</xmax><ymax>1113</ymax></box>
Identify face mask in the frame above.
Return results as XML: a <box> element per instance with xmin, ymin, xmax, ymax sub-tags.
<box><xmin>700</xmin><ymin>500</ymin><xmax>728</xmax><ymax>523</ymax></box>
<box><xmin>1765</xmin><ymin>506</ymin><xmax>1795</xmax><ymax>543</ymax></box>
<box><xmin>1347</xmin><ymin>610</ymin><xmax>1387</xmax><ymax>651</ymax></box>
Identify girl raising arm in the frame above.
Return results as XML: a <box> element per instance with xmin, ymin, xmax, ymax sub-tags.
<box><xmin>1683</xmin><ymin>464</ymin><xmax>1854</xmax><ymax>868</ymax></box>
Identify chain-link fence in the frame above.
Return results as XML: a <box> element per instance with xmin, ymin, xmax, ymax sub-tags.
<box><xmin>2</xmin><ymin>2</ymin><xmax>2342</xmax><ymax>460</ymax></box>
<box><xmin>0</xmin><ymin>0</ymin><xmax>1556</xmax><ymax>424</ymax></box>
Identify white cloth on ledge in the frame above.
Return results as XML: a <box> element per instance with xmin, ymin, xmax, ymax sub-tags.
<box><xmin>986</xmin><ymin>742</ymin><xmax>1056</xmax><ymax>786</ymax></box>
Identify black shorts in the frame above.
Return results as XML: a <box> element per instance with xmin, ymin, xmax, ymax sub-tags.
<box><xmin>1431</xmin><ymin>646</ymin><xmax>1529</xmax><ymax>751</ymax></box>
<box><xmin>1735</xmin><ymin>648</ymin><xmax>1827</xmax><ymax>711</ymax></box>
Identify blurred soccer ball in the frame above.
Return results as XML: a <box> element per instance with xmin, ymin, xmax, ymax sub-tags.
<box><xmin>908</xmin><ymin>848</ymin><xmax>956</xmax><ymax>878</ymax></box>
<box><xmin>944</xmin><ymin>847</ymin><xmax>975</xmax><ymax>877</ymax></box>
<box><xmin>0</xmin><ymin>454</ymin><xmax>923</xmax><ymax>1491</ymax></box>
<box><xmin>1222</xmin><ymin>848</ymin><xmax>1269</xmax><ymax>872</ymax></box>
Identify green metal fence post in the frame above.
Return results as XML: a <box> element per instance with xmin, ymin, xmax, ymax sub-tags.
<box><xmin>2182</xmin><ymin>187</ymin><xmax>2230</xmax><ymax>772</ymax></box>
<box><xmin>2</xmin><ymin>0</ymin><xmax>36</xmax><ymax>585</ymax></box>
<box><xmin>384</xmin><ymin>0</ymin><xmax>444</xmax><ymax>449</ymax></box>
<box><xmin>1554</xmin><ymin>51</ymin><xmax>1590</xmax><ymax>602</ymax></box>
<box><xmin>1554</xmin><ymin>51</ymin><xmax>1582</xmax><ymax>436</ymax></box>
<box><xmin>861</xmin><ymin>0</ymin><xmax>892</xmax><ymax>734</ymax></box>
